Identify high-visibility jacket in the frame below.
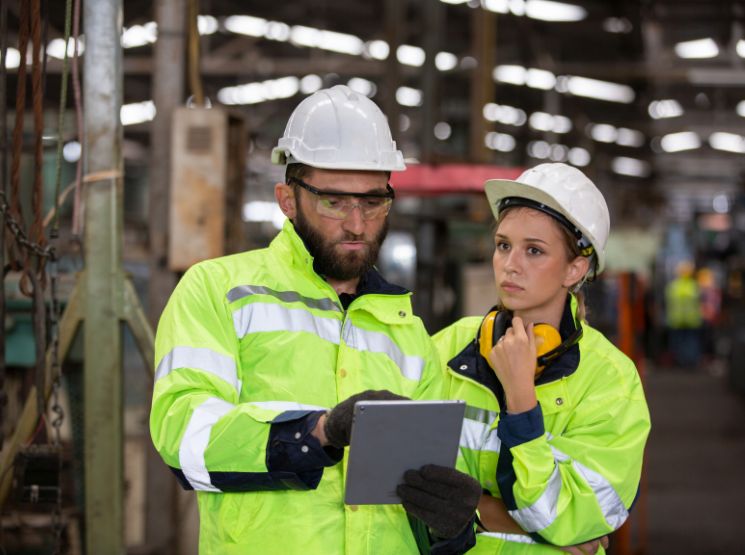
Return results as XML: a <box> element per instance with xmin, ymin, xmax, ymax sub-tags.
<box><xmin>150</xmin><ymin>220</ymin><xmax>443</xmax><ymax>554</ymax></box>
<box><xmin>665</xmin><ymin>276</ymin><xmax>702</xmax><ymax>329</ymax></box>
<box><xmin>433</xmin><ymin>296</ymin><xmax>650</xmax><ymax>553</ymax></box>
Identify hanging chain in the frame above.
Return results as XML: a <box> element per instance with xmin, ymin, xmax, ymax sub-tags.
<box><xmin>48</xmin><ymin>251</ymin><xmax>64</xmax><ymax>554</ymax></box>
<box><xmin>0</xmin><ymin>190</ymin><xmax>53</xmax><ymax>260</ymax></box>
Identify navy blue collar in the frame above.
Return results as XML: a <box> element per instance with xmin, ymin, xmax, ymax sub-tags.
<box><xmin>338</xmin><ymin>267</ymin><xmax>409</xmax><ymax>309</ymax></box>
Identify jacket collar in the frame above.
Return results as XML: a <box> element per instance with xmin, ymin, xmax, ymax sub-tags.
<box><xmin>448</xmin><ymin>295</ymin><xmax>581</xmax><ymax>394</ymax></box>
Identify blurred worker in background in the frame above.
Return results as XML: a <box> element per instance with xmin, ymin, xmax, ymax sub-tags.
<box><xmin>665</xmin><ymin>260</ymin><xmax>702</xmax><ymax>369</ymax></box>
<box><xmin>696</xmin><ymin>266</ymin><xmax>721</xmax><ymax>362</ymax></box>
<box><xmin>149</xmin><ymin>85</ymin><xmax>480</xmax><ymax>554</ymax></box>
<box><xmin>433</xmin><ymin>163</ymin><xmax>651</xmax><ymax>553</ymax></box>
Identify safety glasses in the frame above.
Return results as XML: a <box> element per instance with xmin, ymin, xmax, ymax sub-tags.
<box><xmin>289</xmin><ymin>177</ymin><xmax>395</xmax><ymax>220</ymax></box>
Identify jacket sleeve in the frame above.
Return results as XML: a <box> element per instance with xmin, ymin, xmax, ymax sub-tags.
<box><xmin>496</xmin><ymin>358</ymin><xmax>650</xmax><ymax>546</ymax></box>
<box><xmin>149</xmin><ymin>264</ymin><xmax>341</xmax><ymax>493</ymax></box>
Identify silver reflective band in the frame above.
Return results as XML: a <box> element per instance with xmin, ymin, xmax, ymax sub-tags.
<box><xmin>550</xmin><ymin>443</ymin><xmax>628</xmax><ymax>529</ymax></box>
<box><xmin>233</xmin><ymin>302</ymin><xmax>342</xmax><ymax>344</ymax></box>
<box><xmin>250</xmin><ymin>401</ymin><xmax>329</xmax><ymax>412</ymax></box>
<box><xmin>227</xmin><ymin>284</ymin><xmax>341</xmax><ymax>313</ymax></box>
<box><xmin>343</xmin><ymin>321</ymin><xmax>424</xmax><ymax>381</ymax></box>
<box><xmin>509</xmin><ymin>464</ymin><xmax>562</xmax><ymax>532</ymax></box>
<box><xmin>478</xmin><ymin>532</ymin><xmax>537</xmax><ymax>544</ymax></box>
<box><xmin>155</xmin><ymin>347</ymin><xmax>241</xmax><ymax>395</ymax></box>
<box><xmin>179</xmin><ymin>397</ymin><xmax>235</xmax><ymax>491</ymax></box>
<box><xmin>460</xmin><ymin>416</ymin><xmax>500</xmax><ymax>453</ymax></box>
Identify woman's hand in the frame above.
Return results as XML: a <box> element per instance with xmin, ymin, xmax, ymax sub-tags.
<box><xmin>487</xmin><ymin>316</ymin><xmax>538</xmax><ymax>413</ymax></box>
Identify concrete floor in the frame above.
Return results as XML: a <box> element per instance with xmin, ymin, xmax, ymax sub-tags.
<box><xmin>642</xmin><ymin>362</ymin><xmax>745</xmax><ymax>554</ymax></box>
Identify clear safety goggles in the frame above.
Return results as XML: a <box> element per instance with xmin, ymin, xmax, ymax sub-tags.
<box><xmin>290</xmin><ymin>177</ymin><xmax>395</xmax><ymax>220</ymax></box>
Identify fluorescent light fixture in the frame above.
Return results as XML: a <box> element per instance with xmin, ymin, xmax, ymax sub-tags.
<box><xmin>396</xmin><ymin>86</ymin><xmax>422</xmax><ymax>107</ymax></box>
<box><xmin>300</xmin><ymin>74</ymin><xmax>323</xmax><ymax>94</ymax></box>
<box><xmin>612</xmin><ymin>156</ymin><xmax>650</xmax><ymax>177</ymax></box>
<box><xmin>526</xmin><ymin>68</ymin><xmax>556</xmax><ymax>90</ymax></box>
<box><xmin>565</xmin><ymin>76</ymin><xmax>635</xmax><ymax>103</ymax></box>
<box><xmin>616</xmin><ymin>127</ymin><xmax>645</xmax><ymax>147</ymax></box>
<box><xmin>440</xmin><ymin>0</ymin><xmax>469</xmax><ymax>4</ymax></box>
<box><xmin>397</xmin><ymin>45</ymin><xmax>426</xmax><ymax>67</ymax></box>
<box><xmin>218</xmin><ymin>76</ymin><xmax>299</xmax><ymax>105</ymax></box>
<box><xmin>47</xmin><ymin>37</ymin><xmax>84</xmax><ymax>59</ymax></box>
<box><xmin>265</xmin><ymin>21</ymin><xmax>291</xmax><ymax>42</ymax></box>
<box><xmin>482</xmin><ymin>103</ymin><xmax>527</xmax><ymax>126</ymax></box>
<box><xmin>529</xmin><ymin>112</ymin><xmax>571</xmax><ymax>133</ymax></box>
<box><xmin>738</xmin><ymin>39</ymin><xmax>745</xmax><ymax>58</ymax></box>
<box><xmin>525</xmin><ymin>1</ymin><xmax>586</xmax><ymax>22</ymax></box>
<box><xmin>290</xmin><ymin>25</ymin><xmax>320</xmax><ymax>47</ymax></box>
<box><xmin>568</xmin><ymin>147</ymin><xmax>590</xmax><ymax>166</ymax></box>
<box><xmin>348</xmin><ymin>77</ymin><xmax>376</xmax><ymax>97</ymax></box>
<box><xmin>493</xmin><ymin>64</ymin><xmax>527</xmax><ymax>85</ymax></box>
<box><xmin>674</xmin><ymin>38</ymin><xmax>719</xmax><ymax>59</ymax></box>
<box><xmin>316</xmin><ymin>29</ymin><xmax>364</xmax><ymax>55</ymax></box>
<box><xmin>63</xmin><ymin>141</ymin><xmax>82</xmax><ymax>163</ymax></box>
<box><xmin>589</xmin><ymin>123</ymin><xmax>618</xmax><ymax>143</ymax></box>
<box><xmin>549</xmin><ymin>144</ymin><xmax>569</xmax><ymax>161</ymax></box>
<box><xmin>434</xmin><ymin>122</ymin><xmax>452</xmax><ymax>140</ymax></box>
<box><xmin>736</xmin><ymin>100</ymin><xmax>745</xmax><ymax>117</ymax></box>
<box><xmin>198</xmin><ymin>15</ymin><xmax>219</xmax><ymax>35</ymax></box>
<box><xmin>660</xmin><ymin>131</ymin><xmax>701</xmax><ymax>153</ymax></box>
<box><xmin>527</xmin><ymin>140</ymin><xmax>551</xmax><ymax>159</ymax></box>
<box><xmin>603</xmin><ymin>17</ymin><xmax>632</xmax><ymax>33</ymax></box>
<box><xmin>648</xmin><ymin>99</ymin><xmax>684</xmax><ymax>119</ymax></box>
<box><xmin>122</xmin><ymin>22</ymin><xmax>157</xmax><ymax>48</ymax></box>
<box><xmin>435</xmin><ymin>52</ymin><xmax>458</xmax><ymax>71</ymax></box>
<box><xmin>485</xmin><ymin>131</ymin><xmax>516</xmax><ymax>152</ymax></box>
<box><xmin>3</xmin><ymin>47</ymin><xmax>21</xmax><ymax>69</ymax></box>
<box><xmin>709</xmin><ymin>132</ymin><xmax>745</xmax><ymax>153</ymax></box>
<box><xmin>121</xmin><ymin>100</ymin><xmax>156</xmax><ymax>126</ymax></box>
<box><xmin>242</xmin><ymin>201</ymin><xmax>286</xmax><ymax>230</ymax></box>
<box><xmin>364</xmin><ymin>40</ymin><xmax>389</xmax><ymax>60</ymax></box>
<box><xmin>482</xmin><ymin>0</ymin><xmax>509</xmax><ymax>13</ymax></box>
<box><xmin>224</xmin><ymin>15</ymin><xmax>267</xmax><ymax>37</ymax></box>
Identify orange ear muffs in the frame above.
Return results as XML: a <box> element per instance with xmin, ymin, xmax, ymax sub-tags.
<box><xmin>478</xmin><ymin>311</ymin><xmax>562</xmax><ymax>378</ymax></box>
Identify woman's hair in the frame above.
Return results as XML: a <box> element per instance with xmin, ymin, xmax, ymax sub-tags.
<box><xmin>495</xmin><ymin>206</ymin><xmax>589</xmax><ymax>321</ymax></box>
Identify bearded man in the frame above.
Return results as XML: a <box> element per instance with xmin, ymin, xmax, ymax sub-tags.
<box><xmin>150</xmin><ymin>86</ymin><xmax>480</xmax><ymax>555</ymax></box>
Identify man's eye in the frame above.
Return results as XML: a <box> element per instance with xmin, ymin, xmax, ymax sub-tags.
<box><xmin>321</xmin><ymin>196</ymin><xmax>345</xmax><ymax>208</ymax></box>
<box><xmin>362</xmin><ymin>198</ymin><xmax>386</xmax><ymax>208</ymax></box>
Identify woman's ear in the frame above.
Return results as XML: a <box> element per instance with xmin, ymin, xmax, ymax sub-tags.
<box><xmin>563</xmin><ymin>256</ymin><xmax>591</xmax><ymax>289</ymax></box>
<box><xmin>275</xmin><ymin>182</ymin><xmax>297</xmax><ymax>219</ymax></box>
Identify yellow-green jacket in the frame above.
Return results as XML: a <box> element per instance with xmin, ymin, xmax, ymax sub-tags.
<box><xmin>150</xmin><ymin>221</ymin><xmax>443</xmax><ymax>554</ymax></box>
<box><xmin>433</xmin><ymin>297</ymin><xmax>650</xmax><ymax>553</ymax></box>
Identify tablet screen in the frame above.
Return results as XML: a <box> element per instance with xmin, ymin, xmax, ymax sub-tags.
<box><xmin>344</xmin><ymin>400</ymin><xmax>466</xmax><ymax>505</ymax></box>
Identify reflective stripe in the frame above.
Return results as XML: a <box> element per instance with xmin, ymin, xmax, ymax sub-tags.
<box><xmin>227</xmin><ymin>284</ymin><xmax>340</xmax><ymax>312</ymax></box>
<box><xmin>478</xmin><ymin>532</ymin><xmax>537</xmax><ymax>544</ymax></box>
<box><xmin>343</xmin><ymin>322</ymin><xmax>424</xmax><ymax>381</ymax></box>
<box><xmin>509</xmin><ymin>464</ymin><xmax>562</xmax><ymax>532</ymax></box>
<box><xmin>464</xmin><ymin>405</ymin><xmax>494</xmax><ymax>424</ymax></box>
<box><xmin>250</xmin><ymin>401</ymin><xmax>329</xmax><ymax>412</ymax></box>
<box><xmin>509</xmin><ymin>441</ymin><xmax>628</xmax><ymax>533</ymax></box>
<box><xmin>233</xmin><ymin>302</ymin><xmax>342</xmax><ymax>343</ymax></box>
<box><xmin>179</xmin><ymin>397</ymin><xmax>235</xmax><ymax>491</ymax></box>
<box><xmin>155</xmin><ymin>347</ymin><xmax>241</xmax><ymax>394</ymax></box>
<box><xmin>460</xmin><ymin>418</ymin><xmax>488</xmax><ymax>451</ymax></box>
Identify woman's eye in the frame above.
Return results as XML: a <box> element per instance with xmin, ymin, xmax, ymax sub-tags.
<box><xmin>527</xmin><ymin>246</ymin><xmax>543</xmax><ymax>255</ymax></box>
<box><xmin>496</xmin><ymin>241</ymin><xmax>510</xmax><ymax>251</ymax></box>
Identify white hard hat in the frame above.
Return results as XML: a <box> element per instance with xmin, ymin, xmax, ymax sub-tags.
<box><xmin>271</xmin><ymin>85</ymin><xmax>406</xmax><ymax>171</ymax></box>
<box><xmin>484</xmin><ymin>163</ymin><xmax>610</xmax><ymax>273</ymax></box>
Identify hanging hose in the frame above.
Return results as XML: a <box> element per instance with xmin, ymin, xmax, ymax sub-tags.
<box><xmin>187</xmin><ymin>0</ymin><xmax>205</xmax><ymax>106</ymax></box>
<box><xmin>71</xmin><ymin>0</ymin><xmax>84</xmax><ymax>237</ymax></box>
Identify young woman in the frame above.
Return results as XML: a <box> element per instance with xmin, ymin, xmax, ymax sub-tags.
<box><xmin>434</xmin><ymin>163</ymin><xmax>651</xmax><ymax>553</ymax></box>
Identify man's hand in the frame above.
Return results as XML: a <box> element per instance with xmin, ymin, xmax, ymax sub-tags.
<box><xmin>321</xmin><ymin>389</ymin><xmax>408</xmax><ymax>448</ymax></box>
<box><xmin>559</xmin><ymin>536</ymin><xmax>609</xmax><ymax>555</ymax></box>
<box><xmin>396</xmin><ymin>464</ymin><xmax>481</xmax><ymax>539</ymax></box>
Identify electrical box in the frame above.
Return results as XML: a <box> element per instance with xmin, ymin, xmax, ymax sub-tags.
<box><xmin>169</xmin><ymin>106</ymin><xmax>246</xmax><ymax>271</ymax></box>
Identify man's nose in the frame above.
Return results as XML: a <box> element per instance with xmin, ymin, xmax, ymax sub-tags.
<box><xmin>342</xmin><ymin>204</ymin><xmax>365</xmax><ymax>234</ymax></box>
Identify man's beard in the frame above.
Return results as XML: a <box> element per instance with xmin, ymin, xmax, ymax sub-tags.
<box><xmin>293</xmin><ymin>202</ymin><xmax>388</xmax><ymax>281</ymax></box>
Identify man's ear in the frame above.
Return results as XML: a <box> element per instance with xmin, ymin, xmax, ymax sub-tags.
<box><xmin>275</xmin><ymin>182</ymin><xmax>297</xmax><ymax>219</ymax></box>
<box><xmin>563</xmin><ymin>256</ymin><xmax>590</xmax><ymax>288</ymax></box>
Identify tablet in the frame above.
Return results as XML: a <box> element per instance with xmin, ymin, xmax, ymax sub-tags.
<box><xmin>343</xmin><ymin>400</ymin><xmax>466</xmax><ymax>505</ymax></box>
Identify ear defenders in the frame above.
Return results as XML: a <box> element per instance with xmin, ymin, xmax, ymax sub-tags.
<box><xmin>478</xmin><ymin>310</ymin><xmax>564</xmax><ymax>377</ymax></box>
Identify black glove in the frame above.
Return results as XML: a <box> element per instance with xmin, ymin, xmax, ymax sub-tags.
<box><xmin>397</xmin><ymin>464</ymin><xmax>481</xmax><ymax>539</ymax></box>
<box><xmin>324</xmin><ymin>389</ymin><xmax>408</xmax><ymax>448</ymax></box>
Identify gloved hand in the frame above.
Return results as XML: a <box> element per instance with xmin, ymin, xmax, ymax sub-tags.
<box><xmin>397</xmin><ymin>464</ymin><xmax>481</xmax><ymax>539</ymax></box>
<box><xmin>324</xmin><ymin>389</ymin><xmax>408</xmax><ymax>448</ymax></box>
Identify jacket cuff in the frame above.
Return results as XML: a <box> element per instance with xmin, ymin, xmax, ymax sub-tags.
<box><xmin>429</xmin><ymin>515</ymin><xmax>477</xmax><ymax>555</ymax></box>
<box><xmin>497</xmin><ymin>403</ymin><xmax>545</xmax><ymax>449</ymax></box>
<box><xmin>267</xmin><ymin>410</ymin><xmax>343</xmax><ymax>488</ymax></box>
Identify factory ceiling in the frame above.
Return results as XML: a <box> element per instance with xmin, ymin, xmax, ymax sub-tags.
<box><xmin>4</xmin><ymin>0</ymin><xmax>745</xmax><ymax>221</ymax></box>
